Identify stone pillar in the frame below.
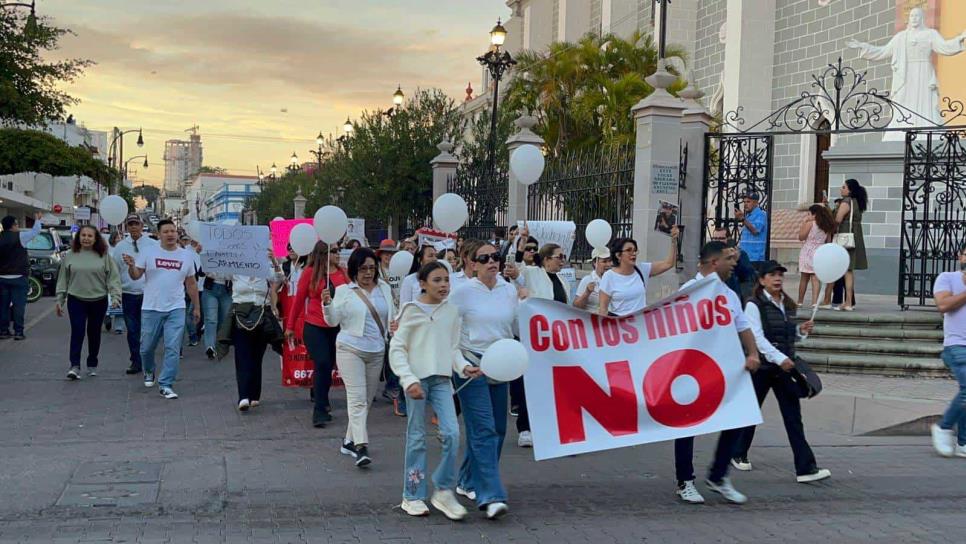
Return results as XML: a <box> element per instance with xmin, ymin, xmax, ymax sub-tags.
<box><xmin>631</xmin><ymin>61</ymin><xmax>687</xmax><ymax>302</ymax></box>
<box><xmin>505</xmin><ymin>114</ymin><xmax>544</xmax><ymax>227</ymax></box>
<box><xmin>723</xmin><ymin>0</ymin><xmax>776</xmax><ymax>129</ymax></box>
<box><xmin>430</xmin><ymin>140</ymin><xmax>458</xmax><ymax>202</ymax></box>
<box><xmin>292</xmin><ymin>187</ymin><xmax>307</xmax><ymax>219</ymax></box>
<box><xmin>678</xmin><ymin>83</ymin><xmax>714</xmax><ymax>279</ymax></box>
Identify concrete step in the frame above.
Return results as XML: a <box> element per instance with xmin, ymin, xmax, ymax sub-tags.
<box><xmin>810</xmin><ymin>324</ymin><xmax>944</xmax><ymax>341</ymax></box>
<box><xmin>797</xmin><ymin>351</ymin><xmax>948</xmax><ymax>378</ymax></box>
<box><xmin>802</xmin><ymin>310</ymin><xmax>941</xmax><ymax>329</ymax></box>
<box><xmin>799</xmin><ymin>337</ymin><xmax>943</xmax><ymax>356</ymax></box>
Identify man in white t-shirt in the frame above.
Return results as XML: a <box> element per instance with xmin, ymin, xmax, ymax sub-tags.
<box><xmin>123</xmin><ymin>219</ymin><xmax>201</xmax><ymax>399</ymax></box>
<box><xmin>931</xmin><ymin>246</ymin><xmax>966</xmax><ymax>458</ymax></box>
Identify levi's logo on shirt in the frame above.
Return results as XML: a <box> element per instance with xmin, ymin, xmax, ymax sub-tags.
<box><xmin>155</xmin><ymin>258</ymin><xmax>183</xmax><ymax>271</ymax></box>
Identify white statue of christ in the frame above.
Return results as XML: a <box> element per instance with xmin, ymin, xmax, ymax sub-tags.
<box><xmin>847</xmin><ymin>8</ymin><xmax>966</xmax><ymax>141</ymax></box>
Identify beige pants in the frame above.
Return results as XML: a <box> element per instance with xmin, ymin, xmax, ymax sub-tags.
<box><xmin>336</xmin><ymin>342</ymin><xmax>384</xmax><ymax>446</ymax></box>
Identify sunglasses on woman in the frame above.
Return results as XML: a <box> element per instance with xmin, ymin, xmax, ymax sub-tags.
<box><xmin>524</xmin><ymin>245</ymin><xmax>538</xmax><ymax>252</ymax></box>
<box><xmin>473</xmin><ymin>253</ymin><xmax>501</xmax><ymax>264</ymax></box>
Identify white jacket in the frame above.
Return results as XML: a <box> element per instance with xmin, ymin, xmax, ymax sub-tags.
<box><xmin>322</xmin><ymin>281</ymin><xmax>395</xmax><ymax>339</ymax></box>
<box><xmin>389</xmin><ymin>301</ymin><xmax>471</xmax><ymax>391</ymax></box>
<box><xmin>520</xmin><ymin>265</ymin><xmax>571</xmax><ymax>304</ymax></box>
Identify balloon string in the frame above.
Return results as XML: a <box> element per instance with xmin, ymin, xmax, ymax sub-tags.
<box><xmin>454</xmin><ymin>375</ymin><xmax>476</xmax><ymax>394</ymax></box>
<box><xmin>810</xmin><ymin>282</ymin><xmax>822</xmax><ymax>321</ymax></box>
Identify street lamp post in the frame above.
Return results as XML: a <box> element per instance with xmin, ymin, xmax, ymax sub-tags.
<box><xmin>123</xmin><ymin>155</ymin><xmax>148</xmax><ymax>184</ymax></box>
<box><xmin>383</xmin><ymin>86</ymin><xmax>405</xmax><ymax>117</ymax></box>
<box><xmin>287</xmin><ymin>152</ymin><xmax>300</xmax><ymax>173</ymax></box>
<box><xmin>477</xmin><ymin>19</ymin><xmax>516</xmax><ymax>178</ymax></box>
<box><xmin>270</xmin><ymin>163</ymin><xmax>278</xmax><ymax>182</ymax></box>
<box><xmin>0</xmin><ymin>0</ymin><xmax>38</xmax><ymax>34</ymax></box>
<box><xmin>107</xmin><ymin>127</ymin><xmax>144</xmax><ymax>195</ymax></box>
<box><xmin>309</xmin><ymin>132</ymin><xmax>326</xmax><ymax>174</ymax></box>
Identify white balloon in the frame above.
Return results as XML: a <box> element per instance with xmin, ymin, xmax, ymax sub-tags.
<box><xmin>185</xmin><ymin>220</ymin><xmax>201</xmax><ymax>241</ymax></box>
<box><xmin>313</xmin><ymin>205</ymin><xmax>348</xmax><ymax>244</ymax></box>
<box><xmin>585</xmin><ymin>219</ymin><xmax>613</xmax><ymax>249</ymax></box>
<box><xmin>388</xmin><ymin>250</ymin><xmax>414</xmax><ymax>279</ymax></box>
<box><xmin>289</xmin><ymin>223</ymin><xmax>318</xmax><ymax>256</ymax></box>
<box><xmin>509</xmin><ymin>144</ymin><xmax>546</xmax><ymax>186</ymax></box>
<box><xmin>272</xmin><ymin>216</ymin><xmax>284</xmax><ymax>222</ymax></box>
<box><xmin>812</xmin><ymin>243</ymin><xmax>850</xmax><ymax>284</ymax></box>
<box><xmin>480</xmin><ymin>339</ymin><xmax>530</xmax><ymax>382</ymax></box>
<box><xmin>100</xmin><ymin>195</ymin><xmax>129</xmax><ymax>225</ymax></box>
<box><xmin>432</xmin><ymin>193</ymin><xmax>469</xmax><ymax>233</ymax></box>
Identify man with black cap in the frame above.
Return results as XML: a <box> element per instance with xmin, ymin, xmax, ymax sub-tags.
<box><xmin>0</xmin><ymin>212</ymin><xmax>43</xmax><ymax>340</ymax></box>
<box><xmin>112</xmin><ymin>214</ymin><xmax>158</xmax><ymax>374</ymax></box>
<box><xmin>735</xmin><ymin>192</ymin><xmax>768</xmax><ymax>264</ymax></box>
<box><xmin>731</xmin><ymin>259</ymin><xmax>831</xmax><ymax>484</ymax></box>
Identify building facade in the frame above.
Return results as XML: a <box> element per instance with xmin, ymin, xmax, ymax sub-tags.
<box><xmin>180</xmin><ymin>174</ymin><xmax>259</xmax><ymax>223</ymax></box>
<box><xmin>163</xmin><ymin>128</ymin><xmax>203</xmax><ymax>194</ymax></box>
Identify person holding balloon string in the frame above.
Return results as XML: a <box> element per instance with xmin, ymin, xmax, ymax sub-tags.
<box><xmin>389</xmin><ymin>260</ymin><xmax>482</xmax><ymax>520</ymax></box>
<box><xmin>448</xmin><ymin>240</ymin><xmax>525</xmax><ymax>520</ymax></box>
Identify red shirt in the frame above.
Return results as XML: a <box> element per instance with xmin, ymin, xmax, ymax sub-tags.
<box><xmin>287</xmin><ymin>266</ymin><xmax>348</xmax><ymax>330</ymax></box>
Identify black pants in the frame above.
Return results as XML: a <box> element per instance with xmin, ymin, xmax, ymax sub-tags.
<box><xmin>733</xmin><ymin>363</ymin><xmax>818</xmax><ymax>476</ymax></box>
<box><xmin>510</xmin><ymin>377</ymin><xmax>530</xmax><ymax>432</ymax></box>
<box><xmin>304</xmin><ymin>323</ymin><xmax>338</xmax><ymax>415</ymax></box>
<box><xmin>231</xmin><ymin>326</ymin><xmax>268</xmax><ymax>402</ymax></box>
<box><xmin>67</xmin><ymin>296</ymin><xmax>108</xmax><ymax>368</ymax></box>
<box><xmin>121</xmin><ymin>293</ymin><xmax>143</xmax><ymax>368</ymax></box>
<box><xmin>674</xmin><ymin>428</ymin><xmax>742</xmax><ymax>484</ymax></box>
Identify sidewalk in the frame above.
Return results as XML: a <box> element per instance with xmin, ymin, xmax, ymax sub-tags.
<box><xmin>0</xmin><ymin>296</ymin><xmax>963</xmax><ymax>543</ymax></box>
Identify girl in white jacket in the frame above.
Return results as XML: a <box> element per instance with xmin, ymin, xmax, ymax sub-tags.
<box><xmin>389</xmin><ymin>261</ymin><xmax>482</xmax><ymax>520</ymax></box>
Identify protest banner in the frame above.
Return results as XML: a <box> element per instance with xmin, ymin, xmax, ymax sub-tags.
<box><xmin>416</xmin><ymin>227</ymin><xmax>457</xmax><ymax>250</ymax></box>
<box><xmin>270</xmin><ymin>218</ymin><xmax>313</xmax><ymax>258</ymax></box>
<box><xmin>518</xmin><ymin>276</ymin><xmax>761</xmax><ymax>461</ymax></box>
<box><xmin>517</xmin><ymin>220</ymin><xmax>576</xmax><ymax>258</ymax></box>
<box><xmin>199</xmin><ymin>223</ymin><xmax>272</xmax><ymax>278</ymax></box>
<box><xmin>346</xmin><ymin>218</ymin><xmax>365</xmax><ymax>242</ymax></box>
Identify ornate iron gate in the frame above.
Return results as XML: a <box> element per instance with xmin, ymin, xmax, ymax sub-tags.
<box><xmin>898</xmin><ymin>129</ymin><xmax>966</xmax><ymax>308</ymax></box>
<box><xmin>701</xmin><ymin>134</ymin><xmax>774</xmax><ymax>255</ymax></box>
<box><xmin>446</xmin><ymin>161</ymin><xmax>508</xmax><ymax>242</ymax></box>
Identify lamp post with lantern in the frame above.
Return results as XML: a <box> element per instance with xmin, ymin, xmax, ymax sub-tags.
<box><xmin>477</xmin><ymin>19</ymin><xmax>516</xmax><ymax>178</ymax></box>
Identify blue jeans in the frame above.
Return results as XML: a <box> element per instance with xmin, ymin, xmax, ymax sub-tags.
<box><xmin>121</xmin><ymin>293</ymin><xmax>143</xmax><ymax>368</ymax></box>
<box><xmin>454</xmin><ymin>371</ymin><xmax>508</xmax><ymax>508</ymax></box>
<box><xmin>940</xmin><ymin>346</ymin><xmax>966</xmax><ymax>446</ymax></box>
<box><xmin>141</xmin><ymin>309</ymin><xmax>186</xmax><ymax>388</ymax></box>
<box><xmin>0</xmin><ymin>276</ymin><xmax>28</xmax><ymax>335</ymax></box>
<box><xmin>184</xmin><ymin>300</ymin><xmax>199</xmax><ymax>343</ymax></box>
<box><xmin>202</xmin><ymin>283</ymin><xmax>232</xmax><ymax>350</ymax></box>
<box><xmin>403</xmin><ymin>375</ymin><xmax>460</xmax><ymax>501</ymax></box>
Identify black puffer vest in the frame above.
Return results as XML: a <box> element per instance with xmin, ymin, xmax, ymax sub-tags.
<box><xmin>748</xmin><ymin>292</ymin><xmax>797</xmax><ymax>360</ymax></box>
<box><xmin>0</xmin><ymin>231</ymin><xmax>29</xmax><ymax>276</ymax></box>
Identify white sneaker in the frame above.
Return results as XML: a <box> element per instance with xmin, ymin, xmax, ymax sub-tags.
<box><xmin>485</xmin><ymin>501</ymin><xmax>508</xmax><ymax>520</ymax></box>
<box><xmin>796</xmin><ymin>468</ymin><xmax>832</xmax><ymax>483</ymax></box>
<box><xmin>456</xmin><ymin>486</ymin><xmax>476</xmax><ymax>501</ymax></box>
<box><xmin>675</xmin><ymin>480</ymin><xmax>705</xmax><ymax>504</ymax></box>
<box><xmin>238</xmin><ymin>399</ymin><xmax>250</xmax><ymax>412</ymax></box>
<box><xmin>159</xmin><ymin>386</ymin><xmax>179</xmax><ymax>400</ymax></box>
<box><xmin>705</xmin><ymin>477</ymin><xmax>747</xmax><ymax>504</ymax></box>
<box><xmin>143</xmin><ymin>373</ymin><xmax>155</xmax><ymax>388</ymax></box>
<box><xmin>517</xmin><ymin>430</ymin><xmax>533</xmax><ymax>448</ymax></box>
<box><xmin>730</xmin><ymin>457</ymin><xmax>752</xmax><ymax>471</ymax></box>
<box><xmin>86</xmin><ymin>369</ymin><xmax>98</xmax><ymax>377</ymax></box>
<box><xmin>431</xmin><ymin>489</ymin><xmax>468</xmax><ymax>521</ymax></box>
<box><xmin>250</xmin><ymin>400</ymin><xmax>260</xmax><ymax>408</ymax></box>
<box><xmin>956</xmin><ymin>444</ymin><xmax>966</xmax><ymax>458</ymax></box>
<box><xmin>400</xmin><ymin>499</ymin><xmax>430</xmax><ymax>517</ymax></box>
<box><xmin>931</xmin><ymin>423</ymin><xmax>956</xmax><ymax>457</ymax></box>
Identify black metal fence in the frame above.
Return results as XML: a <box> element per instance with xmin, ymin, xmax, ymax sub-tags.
<box><xmin>899</xmin><ymin>129</ymin><xmax>966</xmax><ymax>308</ymax></box>
<box><xmin>446</xmin><ymin>160</ymin><xmax>508</xmax><ymax>243</ymax></box>
<box><xmin>527</xmin><ymin>144</ymin><xmax>635</xmax><ymax>262</ymax></box>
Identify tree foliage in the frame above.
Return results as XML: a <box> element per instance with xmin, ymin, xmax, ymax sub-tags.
<box><xmin>502</xmin><ymin>32</ymin><xmax>686</xmax><ymax>156</ymax></box>
<box><xmin>131</xmin><ymin>184</ymin><xmax>160</xmax><ymax>209</ymax></box>
<box><xmin>0</xmin><ymin>127</ymin><xmax>115</xmax><ymax>183</ymax></box>
<box><xmin>0</xmin><ymin>9</ymin><xmax>92</xmax><ymax>127</ymax></box>
<box><xmin>198</xmin><ymin>165</ymin><xmax>228</xmax><ymax>174</ymax></box>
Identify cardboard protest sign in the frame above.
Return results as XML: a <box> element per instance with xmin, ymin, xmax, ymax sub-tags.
<box><xmin>199</xmin><ymin>223</ymin><xmax>272</xmax><ymax>278</ymax></box>
<box><xmin>270</xmin><ymin>219</ymin><xmax>313</xmax><ymax>258</ymax></box>
<box><xmin>517</xmin><ymin>221</ymin><xmax>576</xmax><ymax>258</ymax></box>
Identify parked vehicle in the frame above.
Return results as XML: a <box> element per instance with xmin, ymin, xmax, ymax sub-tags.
<box><xmin>25</xmin><ymin>230</ymin><xmax>64</xmax><ymax>302</ymax></box>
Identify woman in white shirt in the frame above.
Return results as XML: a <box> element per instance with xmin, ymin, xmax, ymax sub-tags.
<box><xmin>322</xmin><ymin>248</ymin><xmax>396</xmax><ymax>468</ymax></box>
<box><xmin>598</xmin><ymin>228</ymin><xmax>679</xmax><ymax>316</ymax></box>
<box><xmin>226</xmin><ymin>254</ymin><xmax>285</xmax><ymax>412</ymax></box>
<box><xmin>574</xmin><ymin>247</ymin><xmax>612</xmax><ymax>311</ymax></box>
<box><xmin>448</xmin><ymin>241</ymin><xmax>519</xmax><ymax>520</ymax></box>
<box><xmin>400</xmin><ymin>245</ymin><xmax>437</xmax><ymax>305</ymax></box>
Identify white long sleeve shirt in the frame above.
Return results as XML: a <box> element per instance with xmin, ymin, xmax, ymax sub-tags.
<box><xmin>743</xmin><ymin>292</ymin><xmax>807</xmax><ymax>365</ymax></box>
<box><xmin>449</xmin><ymin>277</ymin><xmax>519</xmax><ymax>354</ymax></box>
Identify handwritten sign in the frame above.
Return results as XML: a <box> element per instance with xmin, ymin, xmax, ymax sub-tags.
<box><xmin>75</xmin><ymin>207</ymin><xmax>91</xmax><ymax>221</ymax></box>
<box><xmin>270</xmin><ymin>218</ymin><xmax>313</xmax><ymax>258</ymax></box>
<box><xmin>200</xmin><ymin>223</ymin><xmax>272</xmax><ymax>278</ymax></box>
<box><xmin>516</xmin><ymin>221</ymin><xmax>576</xmax><ymax>258</ymax></box>
<box><xmin>650</xmin><ymin>163</ymin><xmax>679</xmax><ymax>195</ymax></box>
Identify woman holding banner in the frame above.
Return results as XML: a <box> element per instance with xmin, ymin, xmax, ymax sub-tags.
<box><xmin>448</xmin><ymin>241</ymin><xmax>519</xmax><ymax>520</ymax></box>
<box><xmin>731</xmin><ymin>260</ymin><xmax>831</xmax><ymax>483</ymax></box>
<box><xmin>598</xmin><ymin>229</ymin><xmax>679</xmax><ymax>317</ymax></box>
<box><xmin>286</xmin><ymin>241</ymin><xmax>348</xmax><ymax>428</ymax></box>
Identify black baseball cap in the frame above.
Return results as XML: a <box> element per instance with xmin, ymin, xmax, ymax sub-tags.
<box><xmin>741</xmin><ymin>191</ymin><xmax>761</xmax><ymax>201</ymax></box>
<box><xmin>757</xmin><ymin>260</ymin><xmax>787</xmax><ymax>276</ymax></box>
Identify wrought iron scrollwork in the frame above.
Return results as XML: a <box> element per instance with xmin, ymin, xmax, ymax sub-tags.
<box><xmin>446</xmin><ymin>161</ymin><xmax>508</xmax><ymax>242</ymax></box>
<box><xmin>721</xmin><ymin>57</ymin><xmax>966</xmax><ymax>134</ymax></box>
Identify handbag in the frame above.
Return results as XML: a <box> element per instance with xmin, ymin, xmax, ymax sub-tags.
<box><xmin>231</xmin><ymin>282</ymin><xmax>284</xmax><ymax>354</ymax></box>
<box><xmin>791</xmin><ymin>357</ymin><xmax>823</xmax><ymax>399</ymax></box>
<box><xmin>833</xmin><ymin>200</ymin><xmax>855</xmax><ymax>249</ymax></box>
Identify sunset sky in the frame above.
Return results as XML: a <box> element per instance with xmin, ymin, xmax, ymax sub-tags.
<box><xmin>44</xmin><ymin>0</ymin><xmax>509</xmax><ymax>186</ymax></box>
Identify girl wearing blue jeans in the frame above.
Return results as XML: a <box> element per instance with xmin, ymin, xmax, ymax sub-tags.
<box><xmin>389</xmin><ymin>262</ymin><xmax>481</xmax><ymax>520</ymax></box>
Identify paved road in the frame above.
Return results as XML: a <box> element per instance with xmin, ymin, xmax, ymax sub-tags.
<box><xmin>0</xmin><ymin>298</ymin><xmax>963</xmax><ymax>543</ymax></box>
